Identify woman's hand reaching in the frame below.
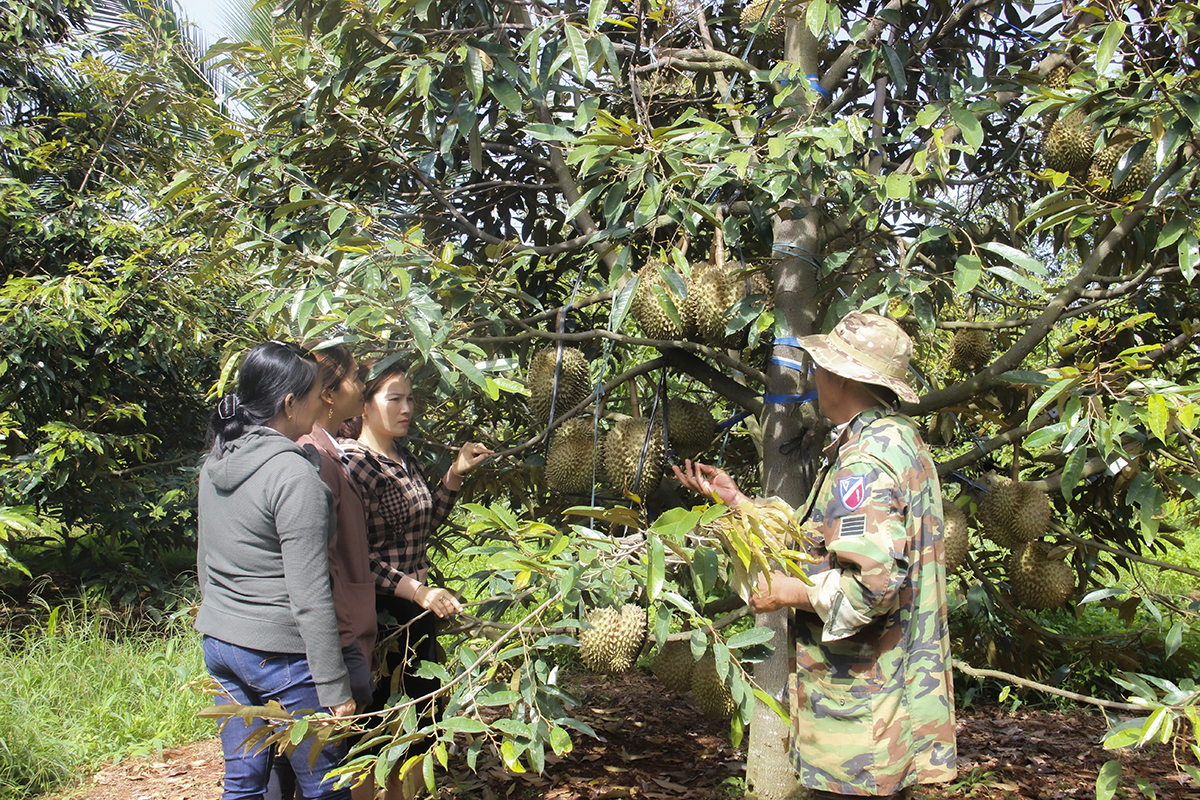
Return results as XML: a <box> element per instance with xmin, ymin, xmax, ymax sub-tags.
<box><xmin>414</xmin><ymin>584</ymin><xmax>463</xmax><ymax>619</ymax></box>
<box><xmin>329</xmin><ymin>699</ymin><xmax>356</xmax><ymax>718</ymax></box>
<box><xmin>452</xmin><ymin>441</ymin><xmax>494</xmax><ymax>477</ymax></box>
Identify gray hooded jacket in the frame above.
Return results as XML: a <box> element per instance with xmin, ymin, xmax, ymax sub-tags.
<box><xmin>196</xmin><ymin>426</ymin><xmax>351</xmax><ymax>707</ymax></box>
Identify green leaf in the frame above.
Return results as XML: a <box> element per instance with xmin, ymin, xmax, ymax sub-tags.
<box><xmin>525</xmin><ymin>124</ymin><xmax>577</xmax><ymax>142</ymax></box>
<box><xmin>647</xmin><ymin>534</ymin><xmax>665</xmax><ymax>604</ymax></box>
<box><xmin>464</xmin><ymin>46</ymin><xmax>484</xmax><ymax>105</ymax></box>
<box><xmin>1027</xmin><ymin>376</ymin><xmax>1079</xmax><ymax>427</ymax></box>
<box><xmin>1096</xmin><ymin>21</ymin><xmax>1127</xmax><ymax>75</ymax></box>
<box><xmin>440</xmin><ymin>716</ymin><xmax>489</xmax><ymax>734</ymax></box>
<box><xmin>1024</xmin><ymin>421</ymin><xmax>1067</xmax><ymax>451</ymax></box>
<box><xmin>693</xmin><ymin>545</ymin><xmax>720</xmax><ymax>597</ymax></box>
<box><xmin>885</xmin><ymin>173</ymin><xmax>913</xmax><ymax>200</ymax></box>
<box><xmin>489</xmin><ymin>77</ymin><xmax>522</xmax><ymax>113</ymax></box>
<box><xmin>1165</xmin><ymin>620</ymin><xmax>1183</xmax><ymax>659</ymax></box>
<box><xmin>1125</xmin><ymin>472</ymin><xmax>1160</xmax><ymax>539</ymax></box>
<box><xmin>289</xmin><ymin>719</ymin><xmax>309</xmax><ymax>745</ymax></box>
<box><xmin>327</xmin><ymin>206</ymin><xmax>349</xmax><ymax>235</ymax></box>
<box><xmin>1179</xmin><ymin>231</ymin><xmax>1198</xmax><ymax>283</ymax></box>
<box><xmin>587</xmin><ymin>0</ymin><xmax>607</xmax><ymax>29</ymax></box>
<box><xmin>1095</xmin><ymin>759</ymin><xmax>1122</xmax><ymax>800</ymax></box>
<box><xmin>1061</xmin><ymin>446</ymin><xmax>1087</xmax><ymax>502</ymax></box>
<box><xmin>1080</xmin><ymin>586</ymin><xmax>1128</xmax><ymax>604</ymax></box>
<box><xmin>726</xmin><ymin>626</ymin><xmax>775</xmax><ymax>649</ymax></box>
<box><xmin>444</xmin><ymin>351</ymin><xmax>489</xmax><ymax>392</ymax></box>
<box><xmin>499</xmin><ymin>740</ymin><xmax>526</xmax><ymax>772</ymax></box>
<box><xmin>478</xmin><ymin>690</ymin><xmax>521</xmax><ymax>706</ymax></box>
<box><xmin>880</xmin><ymin>43</ymin><xmax>906</xmax><ymax>94</ymax></box>
<box><xmin>953</xmin><ymin>254</ymin><xmax>982</xmax><ymax>293</ymax></box>
<box><xmin>633</xmin><ymin>182</ymin><xmax>662</xmax><ymax>228</ymax></box>
<box><xmin>610</xmin><ymin>271</ymin><xmax>637</xmax><ymax>330</ymax></box>
<box><xmin>1171</xmin><ymin>473</ymin><xmax>1200</xmax><ymax>499</ymax></box>
<box><xmin>563</xmin><ymin>185</ymin><xmax>604</xmax><ymax>224</ymax></box>
<box><xmin>549</xmin><ymin>725</ymin><xmax>574</xmax><ymax>755</ymax></box>
<box><xmin>987</xmin><ymin>265</ymin><xmax>1046</xmax><ymax>296</ymax></box>
<box><xmin>978</xmin><ymin>242</ymin><xmax>1047</xmax><ymax>274</ymax></box>
<box><xmin>492</xmin><ymin>718</ymin><xmax>533</xmax><ymax>738</ymax></box>
<box><xmin>1139</xmin><ymin>707</ymin><xmax>1171</xmax><ymax>746</ymax></box>
<box><xmin>564</xmin><ymin>23</ymin><xmax>590</xmax><ymax>80</ymax></box>
<box><xmin>950</xmin><ymin>107</ymin><xmax>983</xmax><ymax>152</ymax></box>
<box><xmin>1143</xmin><ymin>394</ymin><xmax>1169</xmax><ymax>442</ymax></box>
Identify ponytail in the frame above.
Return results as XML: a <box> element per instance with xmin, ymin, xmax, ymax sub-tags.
<box><xmin>208</xmin><ymin>342</ymin><xmax>319</xmax><ymax>452</ymax></box>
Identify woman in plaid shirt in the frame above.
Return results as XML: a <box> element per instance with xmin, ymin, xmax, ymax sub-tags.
<box><xmin>340</xmin><ymin>360</ymin><xmax>492</xmax><ymax>721</ymax></box>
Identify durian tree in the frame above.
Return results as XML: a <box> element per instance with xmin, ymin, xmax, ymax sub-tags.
<box><xmin>152</xmin><ymin>0</ymin><xmax>1200</xmax><ymax>796</ymax></box>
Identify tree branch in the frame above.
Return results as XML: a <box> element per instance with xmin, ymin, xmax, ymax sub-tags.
<box><xmin>952</xmin><ymin>660</ymin><xmax>1145</xmax><ymax>712</ymax></box>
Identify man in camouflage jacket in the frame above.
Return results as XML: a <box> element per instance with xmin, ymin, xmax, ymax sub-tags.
<box><xmin>675</xmin><ymin>311</ymin><xmax>956</xmax><ymax>799</ymax></box>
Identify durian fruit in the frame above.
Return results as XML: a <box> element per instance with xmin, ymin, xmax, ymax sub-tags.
<box><xmin>1044</xmin><ymin>65</ymin><xmax>1070</xmax><ymax>91</ymax></box>
<box><xmin>546</xmin><ymin>418</ymin><xmax>602</xmax><ymax>495</ymax></box>
<box><xmin>684</xmin><ymin>264</ymin><xmax>771</xmax><ymax>349</ymax></box>
<box><xmin>1009</xmin><ymin>483</ymin><xmax>1051</xmax><ymax>544</ymax></box>
<box><xmin>979</xmin><ymin>481</ymin><xmax>1052</xmax><ymax>548</ymax></box>
<box><xmin>668</xmin><ymin>398</ymin><xmax>717</xmax><ymax>460</ymax></box>
<box><xmin>738</xmin><ymin>0</ymin><xmax>786</xmax><ymax>45</ymax></box>
<box><xmin>942</xmin><ymin>500</ymin><xmax>970</xmax><ymax>573</ymax></box>
<box><xmin>630</xmin><ymin>259</ymin><xmax>686</xmax><ymax>341</ymax></box>
<box><xmin>1042</xmin><ymin>108</ymin><xmax>1099</xmax><ymax>176</ymax></box>
<box><xmin>977</xmin><ymin>478</ymin><xmax>1018</xmax><ymax>549</ymax></box>
<box><xmin>1008</xmin><ymin>542</ymin><xmax>1075</xmax><ymax>610</ymax></box>
<box><xmin>1088</xmin><ymin>129</ymin><xmax>1155</xmax><ymax>201</ymax></box>
<box><xmin>603</xmin><ymin>416</ymin><xmax>666</xmax><ymax>496</ymax></box>
<box><xmin>578</xmin><ymin>604</ymin><xmax>647</xmax><ymax>674</ymax></box>
<box><xmin>528</xmin><ymin>347</ymin><xmax>591</xmax><ymax>423</ymax></box>
<box><xmin>947</xmin><ymin>329</ymin><xmax>993</xmax><ymax>373</ymax></box>
<box><xmin>691</xmin><ymin>652</ymin><xmax>736</xmax><ymax>719</ymax></box>
<box><xmin>652</xmin><ymin>639</ymin><xmax>694</xmax><ymax>694</ymax></box>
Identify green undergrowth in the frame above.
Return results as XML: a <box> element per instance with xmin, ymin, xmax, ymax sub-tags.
<box><xmin>0</xmin><ymin>606</ymin><xmax>210</xmax><ymax>799</ymax></box>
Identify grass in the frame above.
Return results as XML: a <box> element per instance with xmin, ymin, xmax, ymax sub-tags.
<box><xmin>0</xmin><ymin>606</ymin><xmax>211</xmax><ymax>799</ymax></box>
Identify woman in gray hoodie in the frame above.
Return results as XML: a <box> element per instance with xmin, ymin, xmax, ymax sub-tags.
<box><xmin>196</xmin><ymin>341</ymin><xmax>355</xmax><ymax>800</ymax></box>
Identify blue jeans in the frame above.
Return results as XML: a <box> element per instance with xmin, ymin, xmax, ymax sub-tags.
<box><xmin>203</xmin><ymin>636</ymin><xmax>351</xmax><ymax>800</ymax></box>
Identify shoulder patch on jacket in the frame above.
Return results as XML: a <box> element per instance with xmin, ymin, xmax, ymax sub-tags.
<box><xmin>837</xmin><ymin>475</ymin><xmax>866</xmax><ymax>511</ymax></box>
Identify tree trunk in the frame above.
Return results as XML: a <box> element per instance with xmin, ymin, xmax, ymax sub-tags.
<box><xmin>744</xmin><ymin>11</ymin><xmax>823</xmax><ymax>795</ymax></box>
<box><xmin>745</xmin><ymin>209</ymin><xmax>820</xmax><ymax>798</ymax></box>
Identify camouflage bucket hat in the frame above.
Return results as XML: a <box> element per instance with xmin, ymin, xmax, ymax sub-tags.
<box><xmin>793</xmin><ymin>311</ymin><xmax>919</xmax><ymax>404</ymax></box>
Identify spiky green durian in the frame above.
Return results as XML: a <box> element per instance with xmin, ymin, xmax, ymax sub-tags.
<box><xmin>528</xmin><ymin>347</ymin><xmax>591</xmax><ymax>423</ymax></box>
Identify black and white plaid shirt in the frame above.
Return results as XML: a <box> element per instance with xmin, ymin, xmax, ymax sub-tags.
<box><xmin>341</xmin><ymin>440</ymin><xmax>460</xmax><ymax>596</ymax></box>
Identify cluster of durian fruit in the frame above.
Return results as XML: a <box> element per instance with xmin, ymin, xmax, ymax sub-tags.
<box><xmin>629</xmin><ymin>258</ymin><xmax>771</xmax><ymax>349</ymax></box>
<box><xmin>527</xmin><ymin>346</ymin><xmax>718</xmax><ymax>497</ymax></box>
<box><xmin>578</xmin><ymin>607</ymin><xmax>736</xmax><ymax>718</ymax></box>
<box><xmin>579</xmin><ymin>604</ymin><xmax>647</xmax><ymax>674</ymax></box>
<box><xmin>1040</xmin><ymin>65</ymin><xmax>1155</xmax><ymax>201</ymax></box>
<box><xmin>943</xmin><ymin>479</ymin><xmax>1076</xmax><ymax>610</ymax></box>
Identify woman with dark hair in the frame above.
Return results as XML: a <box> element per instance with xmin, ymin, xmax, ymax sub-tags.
<box><xmin>268</xmin><ymin>342</ymin><xmax>376</xmax><ymax>800</ymax></box>
<box><xmin>196</xmin><ymin>341</ymin><xmax>354</xmax><ymax>800</ymax></box>
<box><xmin>341</xmin><ymin>360</ymin><xmax>492</xmax><ymax>728</ymax></box>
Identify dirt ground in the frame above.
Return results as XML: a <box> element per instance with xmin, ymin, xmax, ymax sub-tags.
<box><xmin>41</xmin><ymin>672</ymin><xmax>1199</xmax><ymax>800</ymax></box>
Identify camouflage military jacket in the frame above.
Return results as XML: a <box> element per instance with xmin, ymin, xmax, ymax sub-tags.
<box><xmin>787</xmin><ymin>405</ymin><xmax>956</xmax><ymax>795</ymax></box>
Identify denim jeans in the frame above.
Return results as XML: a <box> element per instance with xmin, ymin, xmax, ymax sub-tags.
<box><xmin>203</xmin><ymin>636</ymin><xmax>351</xmax><ymax>800</ymax></box>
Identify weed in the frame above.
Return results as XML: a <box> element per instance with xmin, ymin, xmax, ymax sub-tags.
<box><xmin>0</xmin><ymin>606</ymin><xmax>210</xmax><ymax>799</ymax></box>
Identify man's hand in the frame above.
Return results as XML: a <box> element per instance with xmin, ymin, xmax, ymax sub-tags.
<box><xmin>749</xmin><ymin>570</ymin><xmax>814</xmax><ymax>614</ymax></box>
<box><xmin>672</xmin><ymin>459</ymin><xmax>751</xmax><ymax>508</ymax></box>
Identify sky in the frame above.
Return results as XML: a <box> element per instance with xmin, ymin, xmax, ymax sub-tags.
<box><xmin>173</xmin><ymin>0</ymin><xmax>234</xmax><ymax>44</ymax></box>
